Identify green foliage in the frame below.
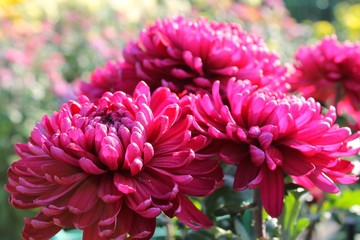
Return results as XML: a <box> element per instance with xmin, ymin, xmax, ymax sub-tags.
<box><xmin>325</xmin><ymin>188</ymin><xmax>360</xmax><ymax>211</ymax></box>
<box><xmin>279</xmin><ymin>191</ymin><xmax>310</xmax><ymax>240</ymax></box>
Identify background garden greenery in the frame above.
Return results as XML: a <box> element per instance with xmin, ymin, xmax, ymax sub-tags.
<box><xmin>1</xmin><ymin>0</ymin><xmax>359</xmax><ymax>239</ymax></box>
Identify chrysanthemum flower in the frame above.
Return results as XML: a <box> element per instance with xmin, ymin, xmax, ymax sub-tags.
<box><xmin>121</xmin><ymin>16</ymin><xmax>288</xmax><ymax>95</ymax></box>
<box><xmin>191</xmin><ymin>78</ymin><xmax>359</xmax><ymax>217</ymax></box>
<box><xmin>291</xmin><ymin>36</ymin><xmax>360</xmax><ymax>130</ymax></box>
<box><xmin>6</xmin><ymin>82</ymin><xmax>223</xmax><ymax>239</ymax></box>
<box><xmin>79</xmin><ymin>60</ymin><xmax>138</xmax><ymax>101</ymax></box>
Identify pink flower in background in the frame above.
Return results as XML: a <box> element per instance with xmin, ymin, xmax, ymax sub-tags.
<box><xmin>338</xmin><ymin>98</ymin><xmax>360</xmax><ymax>131</ymax></box>
<box><xmin>88</xmin><ymin>27</ymin><xmax>124</xmax><ymax>60</ymax></box>
<box><xmin>191</xmin><ymin>78</ymin><xmax>359</xmax><ymax>217</ymax></box>
<box><xmin>79</xmin><ymin>60</ymin><xmax>139</xmax><ymax>101</ymax></box>
<box><xmin>291</xmin><ymin>36</ymin><xmax>360</xmax><ymax>129</ymax></box>
<box><xmin>121</xmin><ymin>16</ymin><xmax>288</xmax><ymax>95</ymax></box>
<box><xmin>0</xmin><ymin>68</ymin><xmax>13</xmax><ymax>88</ymax></box>
<box><xmin>42</xmin><ymin>53</ymin><xmax>77</xmax><ymax>101</ymax></box>
<box><xmin>6</xmin><ymin>82</ymin><xmax>223</xmax><ymax>239</ymax></box>
<box><xmin>4</xmin><ymin>49</ymin><xmax>31</xmax><ymax>67</ymax></box>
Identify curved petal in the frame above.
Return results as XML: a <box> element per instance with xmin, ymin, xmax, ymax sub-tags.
<box><xmin>98</xmin><ymin>174</ymin><xmax>123</xmax><ymax>203</ymax></box>
<box><xmin>22</xmin><ymin>212</ymin><xmax>62</xmax><ymax>240</ymax></box>
<box><xmin>98</xmin><ymin>200</ymin><xmax>122</xmax><ymax>226</ymax></box>
<box><xmin>148</xmin><ymin>149</ymin><xmax>194</xmax><ymax>169</ymax></box>
<box><xmin>220</xmin><ymin>142</ymin><xmax>249</xmax><ymax>165</ymax></box>
<box><xmin>260</xmin><ymin>168</ymin><xmax>284</xmax><ymax>218</ymax></box>
<box><xmin>179</xmin><ymin>177</ymin><xmax>217</xmax><ymax>196</ymax></box>
<box><xmin>233</xmin><ymin>159</ymin><xmax>260</xmax><ymax>190</ymax></box>
<box><xmin>68</xmin><ymin>177</ymin><xmax>99</xmax><ymax>214</ymax></box>
<box><xmin>79</xmin><ymin>157</ymin><xmax>107</xmax><ymax>175</ymax></box>
<box><xmin>113</xmin><ymin>173</ymin><xmax>136</xmax><ymax>194</ymax></box>
<box><xmin>83</xmin><ymin>226</ymin><xmax>109</xmax><ymax>240</ymax></box>
<box><xmin>96</xmin><ymin>205</ymin><xmax>132</xmax><ymax>239</ymax></box>
<box><xmin>139</xmin><ymin>170</ymin><xmax>179</xmax><ymax>200</ymax></box>
<box><xmin>173</xmin><ymin>157</ymin><xmax>220</xmax><ymax>175</ymax></box>
<box><xmin>129</xmin><ymin>214</ymin><xmax>156</xmax><ymax>239</ymax></box>
<box><xmin>73</xmin><ymin>201</ymin><xmax>104</xmax><ymax>229</ymax></box>
<box><xmin>308</xmin><ymin>169</ymin><xmax>339</xmax><ymax>193</ymax></box>
<box><xmin>174</xmin><ymin>194</ymin><xmax>213</xmax><ymax>230</ymax></box>
<box><xmin>281</xmin><ymin>147</ymin><xmax>315</xmax><ymax>176</ymax></box>
<box><xmin>35</xmin><ymin>183</ymin><xmax>79</xmax><ymax>205</ymax></box>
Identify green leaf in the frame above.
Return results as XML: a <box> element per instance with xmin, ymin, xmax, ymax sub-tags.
<box><xmin>326</xmin><ymin>189</ymin><xmax>360</xmax><ymax>210</ymax></box>
<box><xmin>234</xmin><ymin>218</ymin><xmax>251</xmax><ymax>240</ymax></box>
<box><xmin>279</xmin><ymin>191</ymin><xmax>307</xmax><ymax>240</ymax></box>
<box><xmin>295</xmin><ymin>218</ymin><xmax>310</xmax><ymax>234</ymax></box>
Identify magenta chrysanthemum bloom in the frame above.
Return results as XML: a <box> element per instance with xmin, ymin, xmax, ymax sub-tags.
<box><xmin>6</xmin><ymin>82</ymin><xmax>223</xmax><ymax>240</ymax></box>
<box><xmin>291</xmin><ymin>36</ymin><xmax>360</xmax><ymax>129</ymax></box>
<box><xmin>122</xmin><ymin>16</ymin><xmax>288</xmax><ymax>95</ymax></box>
<box><xmin>79</xmin><ymin>60</ymin><xmax>138</xmax><ymax>101</ymax></box>
<box><xmin>191</xmin><ymin>78</ymin><xmax>359</xmax><ymax>217</ymax></box>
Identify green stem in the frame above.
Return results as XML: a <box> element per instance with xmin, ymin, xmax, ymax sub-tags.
<box><xmin>213</xmin><ymin>202</ymin><xmax>256</xmax><ymax>216</ymax></box>
<box><xmin>166</xmin><ymin>216</ymin><xmax>175</xmax><ymax>240</ymax></box>
<box><xmin>254</xmin><ymin>188</ymin><xmax>266</xmax><ymax>239</ymax></box>
<box><xmin>304</xmin><ymin>198</ymin><xmax>324</xmax><ymax>240</ymax></box>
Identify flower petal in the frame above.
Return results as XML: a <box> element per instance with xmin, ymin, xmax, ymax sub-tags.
<box><xmin>175</xmin><ymin>194</ymin><xmax>213</xmax><ymax>230</ymax></box>
<box><xmin>281</xmin><ymin>148</ymin><xmax>315</xmax><ymax>176</ymax></box>
<box><xmin>22</xmin><ymin>212</ymin><xmax>62</xmax><ymax>240</ymax></box>
<box><xmin>113</xmin><ymin>173</ymin><xmax>136</xmax><ymax>194</ymax></box>
<box><xmin>98</xmin><ymin>174</ymin><xmax>123</xmax><ymax>203</ymax></box>
<box><xmin>68</xmin><ymin>177</ymin><xmax>99</xmax><ymax>214</ymax></box>
<box><xmin>139</xmin><ymin>170</ymin><xmax>179</xmax><ymax>200</ymax></box>
<box><xmin>233</xmin><ymin>159</ymin><xmax>261</xmax><ymax>190</ymax></box>
<box><xmin>260</xmin><ymin>168</ymin><xmax>284</xmax><ymax>218</ymax></box>
<box><xmin>79</xmin><ymin>157</ymin><xmax>106</xmax><ymax>175</ymax></box>
<box><xmin>250</xmin><ymin>144</ymin><xmax>265</xmax><ymax>166</ymax></box>
<box><xmin>308</xmin><ymin>169</ymin><xmax>339</xmax><ymax>193</ymax></box>
<box><xmin>220</xmin><ymin>143</ymin><xmax>248</xmax><ymax>164</ymax></box>
<box><xmin>129</xmin><ymin>214</ymin><xmax>156</xmax><ymax>239</ymax></box>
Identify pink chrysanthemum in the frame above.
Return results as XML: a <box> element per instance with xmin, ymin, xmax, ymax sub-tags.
<box><xmin>191</xmin><ymin>78</ymin><xmax>359</xmax><ymax>217</ymax></box>
<box><xmin>79</xmin><ymin>60</ymin><xmax>138</xmax><ymax>101</ymax></box>
<box><xmin>121</xmin><ymin>17</ymin><xmax>288</xmax><ymax>95</ymax></box>
<box><xmin>6</xmin><ymin>82</ymin><xmax>223</xmax><ymax>240</ymax></box>
<box><xmin>291</xmin><ymin>36</ymin><xmax>360</xmax><ymax>129</ymax></box>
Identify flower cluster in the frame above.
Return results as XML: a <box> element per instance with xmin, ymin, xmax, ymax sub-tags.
<box><xmin>291</xmin><ymin>36</ymin><xmax>360</xmax><ymax>131</ymax></box>
<box><xmin>191</xmin><ymin>78</ymin><xmax>359</xmax><ymax>217</ymax></box>
<box><xmin>6</xmin><ymin>82</ymin><xmax>223</xmax><ymax>239</ymax></box>
<box><xmin>6</xmin><ymin>17</ymin><xmax>360</xmax><ymax>240</ymax></box>
<box><xmin>80</xmin><ymin>16</ymin><xmax>289</xmax><ymax>100</ymax></box>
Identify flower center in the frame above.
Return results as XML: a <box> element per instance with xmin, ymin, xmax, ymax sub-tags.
<box><xmin>99</xmin><ymin>110</ymin><xmax>134</xmax><ymax>131</ymax></box>
<box><xmin>93</xmin><ymin>108</ymin><xmax>148</xmax><ymax>175</ymax></box>
<box><xmin>248</xmin><ymin>126</ymin><xmax>280</xmax><ymax>170</ymax></box>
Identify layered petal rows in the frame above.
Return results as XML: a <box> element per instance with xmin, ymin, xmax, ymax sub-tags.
<box><xmin>191</xmin><ymin>78</ymin><xmax>359</xmax><ymax>217</ymax></box>
<box><xmin>6</xmin><ymin>82</ymin><xmax>223</xmax><ymax>240</ymax></box>
<box><xmin>6</xmin><ymin>16</ymin><xmax>360</xmax><ymax>240</ymax></box>
<box><xmin>291</xmin><ymin>36</ymin><xmax>360</xmax><ymax>130</ymax></box>
<box><xmin>79</xmin><ymin>60</ymin><xmax>138</xmax><ymax>102</ymax></box>
<box><xmin>80</xmin><ymin>17</ymin><xmax>289</xmax><ymax>101</ymax></box>
<box><xmin>124</xmin><ymin>16</ymin><xmax>289</xmax><ymax>94</ymax></box>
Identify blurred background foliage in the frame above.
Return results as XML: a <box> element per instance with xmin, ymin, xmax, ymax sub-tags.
<box><xmin>0</xmin><ymin>0</ymin><xmax>359</xmax><ymax>239</ymax></box>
